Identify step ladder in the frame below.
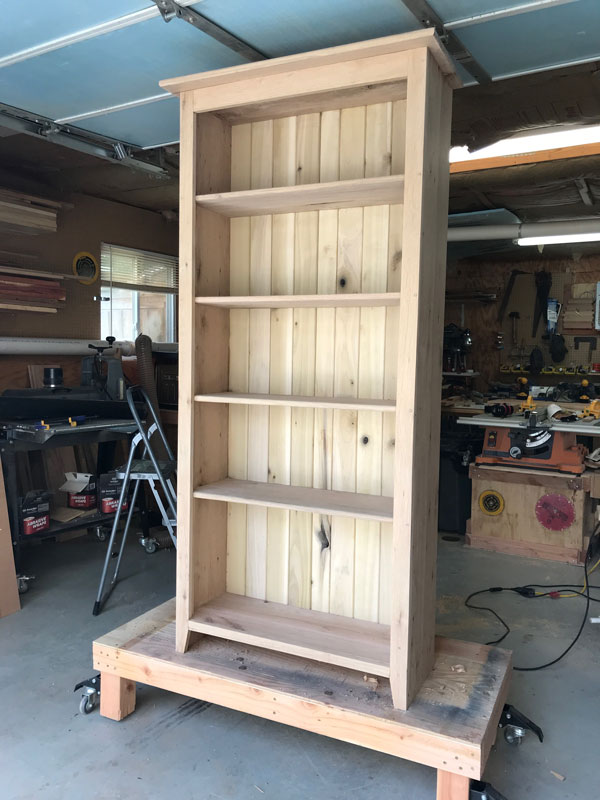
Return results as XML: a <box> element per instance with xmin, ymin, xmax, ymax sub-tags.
<box><xmin>92</xmin><ymin>386</ymin><xmax>176</xmax><ymax>615</ymax></box>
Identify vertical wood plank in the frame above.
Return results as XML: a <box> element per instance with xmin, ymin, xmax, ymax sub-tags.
<box><xmin>286</xmin><ymin>111</ymin><xmax>320</xmax><ymax>609</ymax></box>
<box><xmin>99</xmin><ymin>673</ymin><xmax>136</xmax><ymax>721</ymax></box>
<box><xmin>390</xmin><ymin>51</ymin><xmax>453</xmax><ymax>709</ymax></box>
<box><xmin>268</xmin><ymin>117</ymin><xmax>295</xmax><ymax>602</ymax></box>
<box><xmin>228</xmin><ymin>122</ymin><xmax>252</xmax><ymax>597</ymax></box>
<box><xmin>311</xmin><ymin>305</ymin><xmax>335</xmax><ymax>612</ymax></box>
<box><xmin>289</xmin><ymin>306</ymin><xmax>315</xmax><ymax>608</ymax></box>
<box><xmin>436</xmin><ymin>771</ymin><xmax>471</xmax><ymax>800</ymax></box>
<box><xmin>243</xmin><ymin>119</ymin><xmax>274</xmax><ymax>601</ymax></box>
<box><xmin>246</xmin><ymin>307</ymin><xmax>270</xmax><ymax>599</ymax></box>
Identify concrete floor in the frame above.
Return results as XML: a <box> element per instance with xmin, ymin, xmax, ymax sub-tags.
<box><xmin>1</xmin><ymin>533</ymin><xmax>597</xmax><ymax>800</ymax></box>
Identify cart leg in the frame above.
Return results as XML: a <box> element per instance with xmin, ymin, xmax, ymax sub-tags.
<box><xmin>100</xmin><ymin>673</ymin><xmax>136</xmax><ymax>721</ymax></box>
<box><xmin>436</xmin><ymin>770</ymin><xmax>470</xmax><ymax>800</ymax></box>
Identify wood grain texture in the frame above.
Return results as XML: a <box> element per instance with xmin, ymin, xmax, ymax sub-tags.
<box><xmin>161</xmin><ymin>29</ymin><xmax>459</xmax><ymax>94</ymax></box>
<box><xmin>189</xmin><ymin>591</ymin><xmax>390</xmax><ymax>675</ymax></box>
<box><xmin>176</xmin><ymin>108</ymin><xmax>231</xmax><ymax>652</ymax></box>
<box><xmin>469</xmin><ymin>467</ymin><xmax>592</xmax><ymax>562</ymax></box>
<box><xmin>196</xmin><ymin>292</ymin><xmax>400</xmax><ymax>308</ymax></box>
<box><xmin>390</xmin><ymin>50</ymin><xmax>453</xmax><ymax>709</ymax></box>
<box><xmin>194</xmin><ymin>478</ymin><xmax>393</xmax><ymax>521</ymax></box>
<box><xmin>196</xmin><ymin>175</ymin><xmax>404</xmax><ymax>216</ymax></box>
<box><xmin>175</xmin><ymin>33</ymin><xmax>457</xmax><ymax>708</ymax></box>
<box><xmin>99</xmin><ymin>673</ymin><xmax>136</xmax><ymax>721</ymax></box>
<box><xmin>195</xmin><ymin>392</ymin><xmax>395</xmax><ymax>410</ymax></box>
<box><xmin>0</xmin><ymin>460</ymin><xmax>19</xmax><ymax>618</ymax></box>
<box><xmin>436</xmin><ymin>772</ymin><xmax>470</xmax><ymax>800</ymax></box>
<box><xmin>94</xmin><ymin>599</ymin><xmax>510</xmax><ymax>780</ymax></box>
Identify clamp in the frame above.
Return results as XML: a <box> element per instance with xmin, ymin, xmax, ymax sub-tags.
<box><xmin>581</xmin><ymin>399</ymin><xmax>600</xmax><ymax>419</ymax></box>
<box><xmin>519</xmin><ymin>394</ymin><xmax>536</xmax><ymax>414</ymax></box>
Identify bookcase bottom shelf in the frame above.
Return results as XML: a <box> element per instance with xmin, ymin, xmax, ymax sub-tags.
<box><xmin>188</xmin><ymin>592</ymin><xmax>391</xmax><ymax>677</ymax></box>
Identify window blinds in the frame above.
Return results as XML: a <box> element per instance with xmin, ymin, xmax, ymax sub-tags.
<box><xmin>101</xmin><ymin>243</ymin><xmax>178</xmax><ymax>294</ymax></box>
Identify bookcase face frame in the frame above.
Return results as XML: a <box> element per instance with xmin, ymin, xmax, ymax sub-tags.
<box><xmin>170</xmin><ymin>32</ymin><xmax>455</xmax><ymax>710</ymax></box>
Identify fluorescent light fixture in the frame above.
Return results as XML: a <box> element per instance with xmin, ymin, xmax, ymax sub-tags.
<box><xmin>516</xmin><ymin>233</ymin><xmax>600</xmax><ymax>246</ymax></box>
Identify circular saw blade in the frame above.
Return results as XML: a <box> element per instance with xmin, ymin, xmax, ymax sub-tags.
<box><xmin>535</xmin><ymin>493</ymin><xmax>575</xmax><ymax>531</ymax></box>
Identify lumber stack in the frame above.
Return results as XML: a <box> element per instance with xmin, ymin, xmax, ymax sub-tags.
<box><xmin>0</xmin><ymin>268</ymin><xmax>67</xmax><ymax>314</ymax></box>
<box><xmin>0</xmin><ymin>189</ymin><xmax>60</xmax><ymax>236</ymax></box>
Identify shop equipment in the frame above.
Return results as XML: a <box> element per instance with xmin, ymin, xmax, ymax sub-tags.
<box><xmin>92</xmin><ymin>385</ymin><xmax>176</xmax><ymax>615</ymax></box>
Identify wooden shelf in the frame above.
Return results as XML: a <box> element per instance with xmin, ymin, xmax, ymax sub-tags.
<box><xmin>195</xmin><ymin>292</ymin><xmax>400</xmax><ymax>309</ymax></box>
<box><xmin>193</xmin><ymin>478</ymin><xmax>393</xmax><ymax>521</ymax></box>
<box><xmin>194</xmin><ymin>392</ymin><xmax>396</xmax><ymax>412</ymax></box>
<box><xmin>196</xmin><ymin>175</ymin><xmax>404</xmax><ymax>217</ymax></box>
<box><xmin>188</xmin><ymin>592</ymin><xmax>391</xmax><ymax>676</ymax></box>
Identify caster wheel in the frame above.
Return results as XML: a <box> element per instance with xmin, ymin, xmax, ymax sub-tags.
<box><xmin>94</xmin><ymin>526</ymin><xmax>108</xmax><ymax>542</ymax></box>
<box><xmin>144</xmin><ymin>541</ymin><xmax>157</xmax><ymax>554</ymax></box>
<box><xmin>504</xmin><ymin>725</ymin><xmax>525</xmax><ymax>745</ymax></box>
<box><xmin>17</xmin><ymin>577</ymin><xmax>29</xmax><ymax>594</ymax></box>
<box><xmin>80</xmin><ymin>694</ymin><xmax>96</xmax><ymax>715</ymax></box>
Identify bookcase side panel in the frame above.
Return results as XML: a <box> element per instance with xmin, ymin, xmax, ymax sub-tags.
<box><xmin>390</xmin><ymin>50</ymin><xmax>453</xmax><ymax>709</ymax></box>
<box><xmin>178</xmin><ymin>109</ymin><xmax>231</xmax><ymax>648</ymax></box>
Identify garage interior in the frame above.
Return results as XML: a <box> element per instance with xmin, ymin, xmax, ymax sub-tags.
<box><xmin>1</xmin><ymin>3</ymin><xmax>600</xmax><ymax>800</ymax></box>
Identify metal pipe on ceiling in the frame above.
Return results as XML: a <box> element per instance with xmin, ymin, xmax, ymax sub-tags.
<box><xmin>448</xmin><ymin>219</ymin><xmax>600</xmax><ymax>241</ymax></box>
<box><xmin>0</xmin><ymin>338</ymin><xmax>178</xmax><ymax>355</ymax></box>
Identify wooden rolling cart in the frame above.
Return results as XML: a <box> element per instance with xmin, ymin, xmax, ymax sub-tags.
<box><xmin>93</xmin><ymin>31</ymin><xmax>513</xmax><ymax>799</ymax></box>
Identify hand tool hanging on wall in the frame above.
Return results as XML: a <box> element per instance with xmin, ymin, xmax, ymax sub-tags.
<box><xmin>546</xmin><ymin>297</ymin><xmax>562</xmax><ymax>334</ymax></box>
<box><xmin>550</xmin><ymin>333</ymin><xmax>568</xmax><ymax>363</ymax></box>
<box><xmin>528</xmin><ymin>346</ymin><xmax>544</xmax><ymax>376</ymax></box>
<box><xmin>497</xmin><ymin>269</ymin><xmax>525</xmax><ymax>323</ymax></box>
<box><xmin>532</xmin><ymin>270</ymin><xmax>552</xmax><ymax>337</ymax></box>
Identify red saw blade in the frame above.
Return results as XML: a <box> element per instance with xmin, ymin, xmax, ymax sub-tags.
<box><xmin>535</xmin><ymin>493</ymin><xmax>575</xmax><ymax>531</ymax></box>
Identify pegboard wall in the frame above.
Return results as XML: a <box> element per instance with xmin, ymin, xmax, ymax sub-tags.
<box><xmin>445</xmin><ymin>255</ymin><xmax>600</xmax><ymax>388</ymax></box>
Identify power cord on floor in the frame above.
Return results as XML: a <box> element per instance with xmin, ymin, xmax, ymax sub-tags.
<box><xmin>464</xmin><ymin>529</ymin><xmax>599</xmax><ymax>671</ymax></box>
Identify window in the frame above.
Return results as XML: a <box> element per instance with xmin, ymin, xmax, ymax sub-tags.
<box><xmin>100</xmin><ymin>243</ymin><xmax>178</xmax><ymax>342</ymax></box>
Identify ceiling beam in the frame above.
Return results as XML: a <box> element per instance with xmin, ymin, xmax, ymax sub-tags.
<box><xmin>399</xmin><ymin>0</ymin><xmax>491</xmax><ymax>83</ymax></box>
<box><xmin>54</xmin><ymin>94</ymin><xmax>171</xmax><ymax>126</ymax></box>
<box><xmin>0</xmin><ymin>106</ymin><xmax>169</xmax><ymax>177</ymax></box>
<box><xmin>0</xmin><ymin>1</ymin><xmax>198</xmax><ymax>69</ymax></box>
<box><xmin>153</xmin><ymin>0</ymin><xmax>266</xmax><ymax>62</ymax></box>
<box><xmin>445</xmin><ymin>0</ymin><xmax>578</xmax><ymax>30</ymax></box>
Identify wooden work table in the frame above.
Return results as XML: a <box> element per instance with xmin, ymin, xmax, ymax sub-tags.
<box><xmin>94</xmin><ymin>599</ymin><xmax>512</xmax><ymax>800</ymax></box>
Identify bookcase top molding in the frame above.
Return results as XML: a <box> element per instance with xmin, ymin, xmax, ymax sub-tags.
<box><xmin>160</xmin><ymin>28</ymin><xmax>461</xmax><ymax>98</ymax></box>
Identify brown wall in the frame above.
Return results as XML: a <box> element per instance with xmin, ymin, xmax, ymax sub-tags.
<box><xmin>0</xmin><ymin>193</ymin><xmax>178</xmax><ymax>340</ymax></box>
<box><xmin>445</xmin><ymin>254</ymin><xmax>600</xmax><ymax>390</ymax></box>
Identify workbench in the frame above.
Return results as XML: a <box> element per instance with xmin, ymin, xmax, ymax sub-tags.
<box><xmin>94</xmin><ymin>599</ymin><xmax>512</xmax><ymax>800</ymax></box>
<box><xmin>0</xmin><ymin>418</ymin><xmax>140</xmax><ymax>566</ymax></box>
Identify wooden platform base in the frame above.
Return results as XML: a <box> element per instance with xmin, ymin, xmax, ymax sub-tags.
<box><xmin>93</xmin><ymin>599</ymin><xmax>512</xmax><ymax>800</ymax></box>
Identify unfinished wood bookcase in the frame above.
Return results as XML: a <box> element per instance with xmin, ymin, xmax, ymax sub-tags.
<box><xmin>164</xmin><ymin>30</ymin><xmax>459</xmax><ymax>711</ymax></box>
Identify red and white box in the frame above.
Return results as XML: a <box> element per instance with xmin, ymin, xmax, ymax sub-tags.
<box><xmin>20</xmin><ymin>491</ymin><xmax>51</xmax><ymax>536</ymax></box>
<box><xmin>59</xmin><ymin>472</ymin><xmax>97</xmax><ymax>509</ymax></box>
<box><xmin>97</xmin><ymin>472</ymin><xmax>129</xmax><ymax>515</ymax></box>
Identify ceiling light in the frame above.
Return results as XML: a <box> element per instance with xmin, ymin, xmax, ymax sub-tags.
<box><xmin>516</xmin><ymin>233</ymin><xmax>600</xmax><ymax>246</ymax></box>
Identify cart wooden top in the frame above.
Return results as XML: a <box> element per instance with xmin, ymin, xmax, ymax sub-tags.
<box><xmin>94</xmin><ymin>599</ymin><xmax>510</xmax><ymax>780</ymax></box>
